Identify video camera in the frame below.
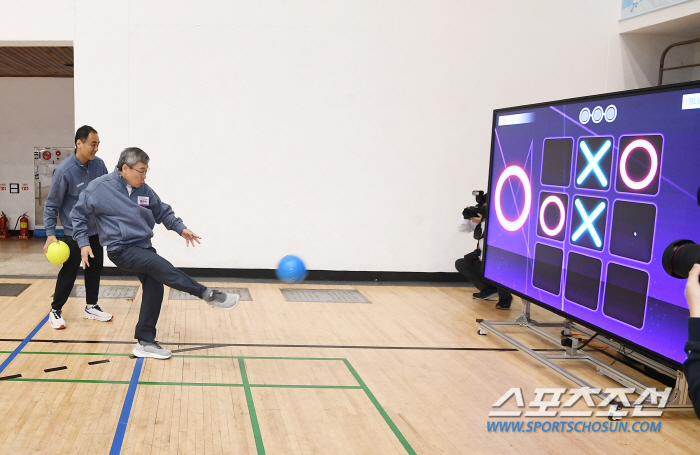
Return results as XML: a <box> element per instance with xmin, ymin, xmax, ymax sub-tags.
<box><xmin>462</xmin><ymin>190</ymin><xmax>488</xmax><ymax>220</ymax></box>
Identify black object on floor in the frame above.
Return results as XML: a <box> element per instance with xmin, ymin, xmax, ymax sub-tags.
<box><xmin>0</xmin><ymin>374</ymin><xmax>22</xmax><ymax>380</ymax></box>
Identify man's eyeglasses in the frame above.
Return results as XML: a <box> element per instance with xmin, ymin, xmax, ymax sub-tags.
<box><xmin>130</xmin><ymin>166</ymin><xmax>149</xmax><ymax>176</ymax></box>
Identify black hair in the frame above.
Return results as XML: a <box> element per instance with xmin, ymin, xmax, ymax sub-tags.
<box><xmin>75</xmin><ymin>125</ymin><xmax>98</xmax><ymax>146</ymax></box>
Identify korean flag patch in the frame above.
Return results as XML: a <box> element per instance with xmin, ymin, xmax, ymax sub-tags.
<box><xmin>138</xmin><ymin>196</ymin><xmax>149</xmax><ymax>207</ymax></box>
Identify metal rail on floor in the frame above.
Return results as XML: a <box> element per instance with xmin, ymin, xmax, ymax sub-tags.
<box><xmin>477</xmin><ymin>300</ymin><xmax>693</xmax><ymax>418</ymax></box>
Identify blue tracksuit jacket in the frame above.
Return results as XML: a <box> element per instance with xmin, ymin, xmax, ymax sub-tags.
<box><xmin>71</xmin><ymin>168</ymin><xmax>186</xmax><ymax>252</ymax></box>
<box><xmin>43</xmin><ymin>150</ymin><xmax>108</xmax><ymax>236</ymax></box>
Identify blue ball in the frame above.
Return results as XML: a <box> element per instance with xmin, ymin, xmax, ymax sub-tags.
<box><xmin>276</xmin><ymin>255</ymin><xmax>307</xmax><ymax>284</ymax></box>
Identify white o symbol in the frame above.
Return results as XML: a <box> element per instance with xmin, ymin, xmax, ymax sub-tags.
<box><xmin>579</xmin><ymin>108</ymin><xmax>591</xmax><ymax>125</ymax></box>
<box><xmin>539</xmin><ymin>195</ymin><xmax>566</xmax><ymax>237</ymax></box>
<box><xmin>604</xmin><ymin>105</ymin><xmax>617</xmax><ymax>122</ymax></box>
<box><xmin>619</xmin><ymin>139</ymin><xmax>658</xmax><ymax>190</ymax></box>
<box><xmin>495</xmin><ymin>166</ymin><xmax>532</xmax><ymax>232</ymax></box>
<box><xmin>591</xmin><ymin>106</ymin><xmax>604</xmax><ymax>123</ymax></box>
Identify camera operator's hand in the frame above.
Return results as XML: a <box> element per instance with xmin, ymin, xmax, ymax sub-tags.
<box><xmin>686</xmin><ymin>264</ymin><xmax>700</xmax><ymax>317</ymax></box>
<box><xmin>470</xmin><ymin>213</ymin><xmax>483</xmax><ymax>224</ymax></box>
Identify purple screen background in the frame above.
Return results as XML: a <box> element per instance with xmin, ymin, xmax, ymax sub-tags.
<box><xmin>483</xmin><ymin>84</ymin><xmax>700</xmax><ymax>365</ymax></box>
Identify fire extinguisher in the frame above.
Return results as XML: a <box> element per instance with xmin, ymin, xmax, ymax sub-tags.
<box><xmin>0</xmin><ymin>212</ymin><xmax>9</xmax><ymax>239</ymax></box>
<box><xmin>16</xmin><ymin>213</ymin><xmax>30</xmax><ymax>240</ymax></box>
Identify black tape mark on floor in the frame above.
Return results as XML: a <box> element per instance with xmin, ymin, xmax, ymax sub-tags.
<box><xmin>0</xmin><ymin>374</ymin><xmax>22</xmax><ymax>381</ymax></box>
<box><xmin>170</xmin><ymin>344</ymin><xmax>222</xmax><ymax>354</ymax></box>
<box><xmin>1</xmin><ymin>337</ymin><xmax>563</xmax><ymax>353</ymax></box>
<box><xmin>44</xmin><ymin>366</ymin><xmax>67</xmax><ymax>373</ymax></box>
<box><xmin>88</xmin><ymin>359</ymin><xmax>110</xmax><ymax>365</ymax></box>
<box><xmin>172</xmin><ymin>344</ymin><xmax>563</xmax><ymax>354</ymax></box>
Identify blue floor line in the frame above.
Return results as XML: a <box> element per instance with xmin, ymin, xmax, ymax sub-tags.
<box><xmin>109</xmin><ymin>357</ymin><xmax>144</xmax><ymax>455</ymax></box>
<box><xmin>0</xmin><ymin>314</ymin><xmax>49</xmax><ymax>376</ymax></box>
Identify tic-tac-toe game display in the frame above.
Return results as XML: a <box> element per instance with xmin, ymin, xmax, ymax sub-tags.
<box><xmin>483</xmin><ymin>81</ymin><xmax>700</xmax><ymax>366</ymax></box>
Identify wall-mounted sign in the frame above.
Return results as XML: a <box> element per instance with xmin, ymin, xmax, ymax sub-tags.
<box><xmin>621</xmin><ymin>0</ymin><xmax>691</xmax><ymax>20</ymax></box>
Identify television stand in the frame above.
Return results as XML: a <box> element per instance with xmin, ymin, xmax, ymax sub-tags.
<box><xmin>476</xmin><ymin>299</ymin><xmax>693</xmax><ymax>418</ymax></box>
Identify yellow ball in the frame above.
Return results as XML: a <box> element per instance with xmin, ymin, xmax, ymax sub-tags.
<box><xmin>46</xmin><ymin>241</ymin><xmax>70</xmax><ymax>265</ymax></box>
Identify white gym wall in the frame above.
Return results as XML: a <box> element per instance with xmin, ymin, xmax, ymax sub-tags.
<box><xmin>1</xmin><ymin>0</ymin><xmax>698</xmax><ymax>272</ymax></box>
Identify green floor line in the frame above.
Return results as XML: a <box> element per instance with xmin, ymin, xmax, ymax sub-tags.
<box><xmin>0</xmin><ymin>351</ymin><xmax>345</xmax><ymax>362</ymax></box>
<box><xmin>239</xmin><ymin>358</ymin><xmax>266</xmax><ymax>455</ymax></box>
<box><xmin>240</xmin><ymin>356</ymin><xmax>346</xmax><ymax>361</ymax></box>
<box><xmin>138</xmin><ymin>381</ymin><xmax>245</xmax><ymax>387</ymax></box>
<box><xmin>249</xmin><ymin>384</ymin><xmax>362</xmax><ymax>389</ymax></box>
<box><xmin>2</xmin><ymin>351</ymin><xmax>416</xmax><ymax>453</ymax></box>
<box><xmin>4</xmin><ymin>377</ymin><xmax>365</xmax><ymax>389</ymax></box>
<box><xmin>343</xmin><ymin>359</ymin><xmax>416</xmax><ymax>455</ymax></box>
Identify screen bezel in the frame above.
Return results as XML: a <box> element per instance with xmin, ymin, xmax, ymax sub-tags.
<box><xmin>482</xmin><ymin>79</ymin><xmax>700</xmax><ymax>370</ymax></box>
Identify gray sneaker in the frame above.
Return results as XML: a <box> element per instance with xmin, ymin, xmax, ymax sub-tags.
<box><xmin>133</xmin><ymin>340</ymin><xmax>172</xmax><ymax>360</ymax></box>
<box><xmin>204</xmin><ymin>289</ymin><xmax>240</xmax><ymax>310</ymax></box>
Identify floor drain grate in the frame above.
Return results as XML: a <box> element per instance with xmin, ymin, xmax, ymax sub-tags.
<box><xmin>69</xmin><ymin>285</ymin><xmax>139</xmax><ymax>299</ymax></box>
<box><xmin>169</xmin><ymin>288</ymin><xmax>252</xmax><ymax>301</ymax></box>
<box><xmin>281</xmin><ymin>289</ymin><xmax>370</xmax><ymax>303</ymax></box>
<box><xmin>0</xmin><ymin>283</ymin><xmax>31</xmax><ymax>297</ymax></box>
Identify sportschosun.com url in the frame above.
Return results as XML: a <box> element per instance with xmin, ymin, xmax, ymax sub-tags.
<box><xmin>487</xmin><ymin>420</ymin><xmax>661</xmax><ymax>433</ymax></box>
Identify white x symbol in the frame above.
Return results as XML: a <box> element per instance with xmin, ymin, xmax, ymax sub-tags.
<box><xmin>571</xmin><ymin>198</ymin><xmax>606</xmax><ymax>248</ymax></box>
<box><xmin>577</xmin><ymin>139</ymin><xmax>611</xmax><ymax>187</ymax></box>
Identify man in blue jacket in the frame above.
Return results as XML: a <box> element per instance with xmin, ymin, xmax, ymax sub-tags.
<box><xmin>71</xmin><ymin>147</ymin><xmax>239</xmax><ymax>360</ymax></box>
<box><xmin>44</xmin><ymin>125</ymin><xmax>111</xmax><ymax>330</ymax></box>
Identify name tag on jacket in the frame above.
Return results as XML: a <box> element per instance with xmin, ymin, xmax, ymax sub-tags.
<box><xmin>138</xmin><ymin>196</ymin><xmax>149</xmax><ymax>206</ymax></box>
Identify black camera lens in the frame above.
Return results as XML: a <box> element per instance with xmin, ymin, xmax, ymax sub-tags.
<box><xmin>662</xmin><ymin>239</ymin><xmax>700</xmax><ymax>279</ymax></box>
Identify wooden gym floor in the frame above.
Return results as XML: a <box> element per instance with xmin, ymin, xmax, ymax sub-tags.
<box><xmin>0</xmin><ymin>243</ymin><xmax>698</xmax><ymax>454</ymax></box>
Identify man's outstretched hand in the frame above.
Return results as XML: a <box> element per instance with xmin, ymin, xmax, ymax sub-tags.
<box><xmin>181</xmin><ymin>229</ymin><xmax>202</xmax><ymax>247</ymax></box>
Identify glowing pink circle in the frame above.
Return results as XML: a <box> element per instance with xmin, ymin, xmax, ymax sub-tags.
<box><xmin>539</xmin><ymin>195</ymin><xmax>566</xmax><ymax>237</ymax></box>
<box><xmin>619</xmin><ymin>139</ymin><xmax>658</xmax><ymax>190</ymax></box>
<box><xmin>495</xmin><ymin>166</ymin><xmax>532</xmax><ymax>232</ymax></box>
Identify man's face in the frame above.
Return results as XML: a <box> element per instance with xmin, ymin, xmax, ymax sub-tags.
<box><xmin>76</xmin><ymin>132</ymin><xmax>99</xmax><ymax>160</ymax></box>
<box><xmin>121</xmin><ymin>161</ymin><xmax>148</xmax><ymax>188</ymax></box>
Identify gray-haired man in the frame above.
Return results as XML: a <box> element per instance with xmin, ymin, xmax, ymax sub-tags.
<box><xmin>71</xmin><ymin>147</ymin><xmax>239</xmax><ymax>359</ymax></box>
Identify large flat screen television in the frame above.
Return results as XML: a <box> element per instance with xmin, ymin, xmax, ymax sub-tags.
<box><xmin>483</xmin><ymin>81</ymin><xmax>700</xmax><ymax>367</ymax></box>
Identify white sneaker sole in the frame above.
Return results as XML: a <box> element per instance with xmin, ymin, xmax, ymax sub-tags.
<box><xmin>132</xmin><ymin>347</ymin><xmax>171</xmax><ymax>360</ymax></box>
<box><xmin>223</xmin><ymin>299</ymin><xmax>239</xmax><ymax>311</ymax></box>
<box><xmin>207</xmin><ymin>296</ymin><xmax>240</xmax><ymax>310</ymax></box>
<box><xmin>49</xmin><ymin>321</ymin><xmax>66</xmax><ymax>330</ymax></box>
<box><xmin>221</xmin><ymin>294</ymin><xmax>240</xmax><ymax>311</ymax></box>
<box><xmin>84</xmin><ymin>313</ymin><xmax>113</xmax><ymax>322</ymax></box>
